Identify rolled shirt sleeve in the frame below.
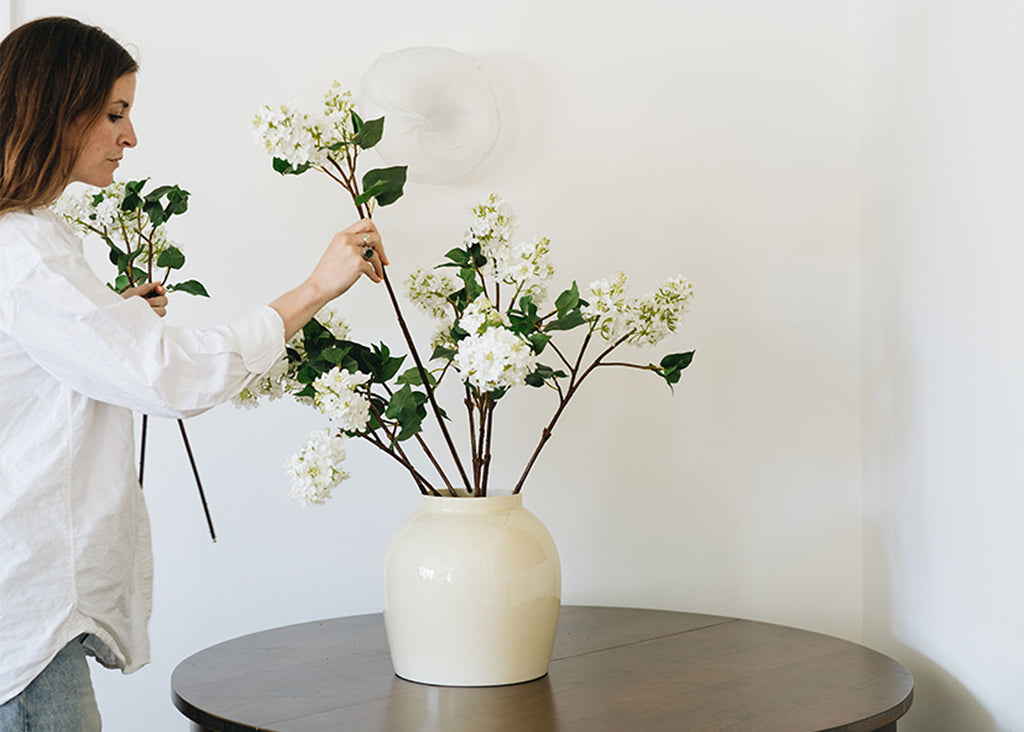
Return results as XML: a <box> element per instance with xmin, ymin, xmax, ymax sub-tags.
<box><xmin>0</xmin><ymin>209</ymin><xmax>286</xmax><ymax>418</ymax></box>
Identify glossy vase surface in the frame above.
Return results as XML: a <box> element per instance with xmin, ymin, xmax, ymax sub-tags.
<box><xmin>382</xmin><ymin>493</ymin><xmax>561</xmax><ymax>686</ymax></box>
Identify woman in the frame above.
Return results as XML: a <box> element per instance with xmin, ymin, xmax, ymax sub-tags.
<box><xmin>0</xmin><ymin>17</ymin><xmax>386</xmax><ymax>730</ymax></box>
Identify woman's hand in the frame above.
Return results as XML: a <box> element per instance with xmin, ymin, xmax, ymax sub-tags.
<box><xmin>270</xmin><ymin>219</ymin><xmax>390</xmax><ymax>341</ymax></box>
<box><xmin>308</xmin><ymin>218</ymin><xmax>389</xmax><ymax>301</ymax></box>
<box><xmin>122</xmin><ymin>281</ymin><xmax>168</xmax><ymax>317</ymax></box>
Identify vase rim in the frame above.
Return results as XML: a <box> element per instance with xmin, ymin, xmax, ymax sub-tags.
<box><xmin>419</xmin><ymin>492</ymin><xmax>522</xmax><ymax>510</ymax></box>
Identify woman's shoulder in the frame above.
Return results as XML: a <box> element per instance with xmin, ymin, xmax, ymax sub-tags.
<box><xmin>0</xmin><ymin>207</ymin><xmax>77</xmax><ymax>250</ymax></box>
<box><xmin>0</xmin><ymin>208</ymin><xmax>82</xmax><ymax>282</ymax></box>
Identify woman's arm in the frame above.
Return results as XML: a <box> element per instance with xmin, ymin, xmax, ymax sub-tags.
<box><xmin>270</xmin><ymin>218</ymin><xmax>388</xmax><ymax>340</ymax></box>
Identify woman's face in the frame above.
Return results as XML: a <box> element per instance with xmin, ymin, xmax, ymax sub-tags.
<box><xmin>69</xmin><ymin>73</ymin><xmax>138</xmax><ymax>187</ymax></box>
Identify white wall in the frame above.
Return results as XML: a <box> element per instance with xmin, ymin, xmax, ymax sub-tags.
<box><xmin>15</xmin><ymin>1</ymin><xmax>864</xmax><ymax>729</ymax></box>
<box><xmin>861</xmin><ymin>1</ymin><xmax>1024</xmax><ymax>730</ymax></box>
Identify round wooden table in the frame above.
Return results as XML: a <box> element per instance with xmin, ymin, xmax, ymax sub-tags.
<box><xmin>171</xmin><ymin>606</ymin><xmax>913</xmax><ymax>731</ymax></box>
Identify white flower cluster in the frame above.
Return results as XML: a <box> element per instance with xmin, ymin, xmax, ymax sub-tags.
<box><xmin>252</xmin><ymin>82</ymin><xmax>357</xmax><ymax>170</ymax></box>
<box><xmin>404</xmin><ymin>268</ymin><xmax>460</xmax><ymax>319</ymax></box>
<box><xmin>53</xmin><ymin>183</ymin><xmax>175</xmax><ymax>258</ymax></box>
<box><xmin>458</xmin><ymin>295</ymin><xmax>508</xmax><ymax>336</ymax></box>
<box><xmin>464</xmin><ymin>194</ymin><xmax>555</xmax><ymax>302</ymax></box>
<box><xmin>454</xmin><ymin>326</ymin><xmax>539</xmax><ymax>392</ymax></box>
<box><xmin>454</xmin><ymin>294</ymin><xmax>537</xmax><ymax>392</ymax></box>
<box><xmin>583</xmin><ymin>272</ymin><xmax>693</xmax><ymax>346</ymax></box>
<box><xmin>465</xmin><ymin>192</ymin><xmax>517</xmax><ymax>251</ymax></box>
<box><xmin>231</xmin><ymin>305</ymin><xmax>351</xmax><ymax>410</ymax></box>
<box><xmin>232</xmin><ymin>357</ymin><xmax>294</xmax><ymax>410</ymax></box>
<box><xmin>312</xmin><ymin>367</ymin><xmax>371</xmax><ymax>432</ymax></box>
<box><xmin>252</xmin><ymin>103</ymin><xmax>324</xmax><ymax>169</ymax></box>
<box><xmin>283</xmin><ymin>428</ymin><xmax>350</xmax><ymax>506</ymax></box>
<box><xmin>492</xmin><ymin>236</ymin><xmax>556</xmax><ymax>302</ymax></box>
<box><xmin>317</xmin><ymin>304</ymin><xmax>351</xmax><ymax>341</ymax></box>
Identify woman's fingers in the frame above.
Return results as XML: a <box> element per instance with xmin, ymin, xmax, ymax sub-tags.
<box><xmin>122</xmin><ymin>282</ymin><xmax>169</xmax><ymax>317</ymax></box>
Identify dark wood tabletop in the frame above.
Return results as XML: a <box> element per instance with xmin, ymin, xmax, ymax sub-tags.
<box><xmin>171</xmin><ymin>605</ymin><xmax>913</xmax><ymax>731</ymax></box>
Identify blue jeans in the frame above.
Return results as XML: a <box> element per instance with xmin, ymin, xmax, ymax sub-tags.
<box><xmin>0</xmin><ymin>635</ymin><xmax>101</xmax><ymax>731</ymax></box>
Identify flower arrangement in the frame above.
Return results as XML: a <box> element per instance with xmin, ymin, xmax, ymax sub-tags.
<box><xmin>244</xmin><ymin>82</ymin><xmax>696</xmax><ymax>505</ymax></box>
<box><xmin>55</xmin><ymin>181</ymin><xmax>217</xmax><ymax>539</ymax></box>
<box><xmin>54</xmin><ymin>179</ymin><xmax>208</xmax><ymax>297</ymax></box>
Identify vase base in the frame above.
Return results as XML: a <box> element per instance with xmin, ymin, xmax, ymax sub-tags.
<box><xmin>393</xmin><ymin>670</ymin><xmax>550</xmax><ymax>688</ymax></box>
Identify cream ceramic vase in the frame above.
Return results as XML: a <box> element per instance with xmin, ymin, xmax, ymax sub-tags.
<box><xmin>382</xmin><ymin>493</ymin><xmax>561</xmax><ymax>686</ymax></box>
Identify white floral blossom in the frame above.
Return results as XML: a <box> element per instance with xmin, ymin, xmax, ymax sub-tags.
<box><xmin>458</xmin><ymin>295</ymin><xmax>508</xmax><ymax>336</ymax></box>
<box><xmin>583</xmin><ymin>272</ymin><xmax>632</xmax><ymax>340</ymax></box>
<box><xmin>454</xmin><ymin>326</ymin><xmax>538</xmax><ymax>392</ymax></box>
<box><xmin>312</xmin><ymin>82</ymin><xmax>357</xmax><ymax>150</ymax></box>
<box><xmin>583</xmin><ymin>272</ymin><xmax>693</xmax><ymax>346</ymax></box>
<box><xmin>312</xmin><ymin>367</ymin><xmax>371</xmax><ymax>432</ymax></box>
<box><xmin>466</xmin><ymin>193</ymin><xmax>517</xmax><ymax>249</ymax></box>
<box><xmin>252</xmin><ymin>82</ymin><xmax>360</xmax><ymax>172</ymax></box>
<box><xmin>405</xmin><ymin>268</ymin><xmax>460</xmax><ymax>319</ymax></box>
<box><xmin>284</xmin><ymin>429</ymin><xmax>350</xmax><ymax>506</ymax></box>
<box><xmin>232</xmin><ymin>356</ymin><xmax>292</xmax><ymax>409</ymax></box>
<box><xmin>252</xmin><ymin>102</ymin><xmax>327</xmax><ymax>169</ymax></box>
<box><xmin>316</xmin><ymin>304</ymin><xmax>351</xmax><ymax>341</ymax></box>
<box><xmin>53</xmin><ymin>182</ymin><xmax>176</xmax><ymax>261</ymax></box>
<box><xmin>493</xmin><ymin>236</ymin><xmax>555</xmax><ymax>303</ymax></box>
<box><xmin>429</xmin><ymin>316</ymin><xmax>457</xmax><ymax>356</ymax></box>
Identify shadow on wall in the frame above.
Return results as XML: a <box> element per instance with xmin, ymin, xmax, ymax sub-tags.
<box><xmin>864</xmin><ymin>528</ymin><xmax>997</xmax><ymax>731</ymax></box>
<box><xmin>886</xmin><ymin>641</ymin><xmax>997</xmax><ymax>732</ymax></box>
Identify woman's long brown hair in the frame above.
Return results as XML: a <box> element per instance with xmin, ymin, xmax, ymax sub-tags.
<box><xmin>0</xmin><ymin>17</ymin><xmax>138</xmax><ymax>214</ymax></box>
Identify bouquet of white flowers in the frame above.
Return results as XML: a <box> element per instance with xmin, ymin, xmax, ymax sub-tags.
<box><xmin>55</xmin><ymin>181</ymin><xmax>217</xmax><ymax>539</ymax></box>
<box><xmin>245</xmin><ymin>83</ymin><xmax>695</xmax><ymax>504</ymax></box>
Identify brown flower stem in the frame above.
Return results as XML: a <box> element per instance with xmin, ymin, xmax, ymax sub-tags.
<box><xmin>481</xmin><ymin>398</ymin><xmax>495</xmax><ymax>496</ymax></box>
<box><xmin>177</xmin><ymin>419</ymin><xmax>217</xmax><ymax>542</ymax></box>
<box><xmin>512</xmin><ymin>334</ymin><xmax>630</xmax><ymax>494</ymax></box>
<box><xmin>465</xmin><ymin>389</ymin><xmax>480</xmax><ymax>490</ymax></box>
<box><xmin>366</xmin><ymin>402</ymin><xmax>436</xmax><ymax>495</ymax></box>
<box><xmin>138</xmin><ymin>414</ymin><xmax>148</xmax><ymax>488</ymax></box>
<box><xmin>548</xmin><ymin>341</ymin><xmax>575</xmax><ymax>372</ymax></box>
<box><xmin>379</xmin><ymin>267</ymin><xmax>472</xmax><ymax>491</ymax></box>
<box><xmin>598</xmin><ymin>362</ymin><xmax>659</xmax><ymax>372</ymax></box>
<box><xmin>379</xmin><ymin>383</ymin><xmax>458</xmax><ymax>497</ymax></box>
<box><xmin>363</xmin><ymin>432</ymin><xmax>435</xmax><ymax>496</ymax></box>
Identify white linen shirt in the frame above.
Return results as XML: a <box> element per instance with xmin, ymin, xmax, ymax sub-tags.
<box><xmin>0</xmin><ymin>208</ymin><xmax>285</xmax><ymax>704</ymax></box>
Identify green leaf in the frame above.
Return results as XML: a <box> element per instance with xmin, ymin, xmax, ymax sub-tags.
<box><xmin>273</xmin><ymin>157</ymin><xmax>311</xmax><ymax>176</ymax></box>
<box><xmin>396</xmin><ymin>367</ymin><xmax>437</xmax><ymax>388</ymax></box>
<box><xmin>166</xmin><ymin>279</ymin><xmax>210</xmax><ymax>297</ymax></box>
<box><xmin>353</xmin><ymin>179</ymin><xmax>386</xmax><ymax>207</ymax></box>
<box><xmin>165</xmin><ymin>188</ymin><xmax>190</xmax><ymax>216</ymax></box>
<box><xmin>528</xmin><ymin>332</ymin><xmax>551</xmax><ymax>354</ymax></box>
<box><xmin>107</xmin><ymin>243</ymin><xmax>128</xmax><ymax>268</ymax></box>
<box><xmin>296</xmin><ymin>363</ymin><xmax>322</xmax><ymax>385</ymax></box>
<box><xmin>144</xmin><ymin>200</ymin><xmax>167</xmax><ymax>227</ymax></box>
<box><xmin>350</xmin><ymin>110</ymin><xmax>364</xmax><ymax>134</ymax></box>
<box><xmin>144</xmin><ymin>185</ymin><xmax>174</xmax><ymax>201</ymax></box>
<box><xmin>544</xmin><ymin>310</ymin><xmax>587</xmax><ymax>332</ymax></box>
<box><xmin>354</xmin><ymin>116</ymin><xmax>385</xmax><ymax>149</ymax></box>
<box><xmin>431</xmin><ymin>345</ymin><xmax>457</xmax><ymax>361</ymax></box>
<box><xmin>524</xmin><ymin>363</ymin><xmax>568</xmax><ymax>388</ymax></box>
<box><xmin>156</xmin><ymin>246</ymin><xmax>185</xmax><ymax>269</ymax></box>
<box><xmin>113</xmin><ymin>274</ymin><xmax>131</xmax><ymax>293</ymax></box>
<box><xmin>555</xmin><ymin>282</ymin><xmax>580</xmax><ymax>318</ymax></box>
<box><xmin>385</xmin><ymin>384</ymin><xmax>428</xmax><ymax>442</ymax></box>
<box><xmin>361</xmin><ymin>166</ymin><xmax>407</xmax><ymax>207</ymax></box>
<box><xmin>658</xmin><ymin>351</ymin><xmax>695</xmax><ymax>389</ymax></box>
<box><xmin>458</xmin><ymin>267</ymin><xmax>483</xmax><ymax>300</ymax></box>
<box><xmin>442</xmin><ymin>247</ymin><xmax>470</xmax><ymax>266</ymax></box>
<box><xmin>321</xmin><ymin>345</ymin><xmax>352</xmax><ymax>365</ymax></box>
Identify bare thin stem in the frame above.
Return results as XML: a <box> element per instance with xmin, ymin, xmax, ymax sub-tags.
<box><xmin>178</xmin><ymin>420</ymin><xmax>217</xmax><ymax>542</ymax></box>
<box><xmin>380</xmin><ymin>267</ymin><xmax>472</xmax><ymax>491</ymax></box>
<box><xmin>512</xmin><ymin>334</ymin><xmax>630</xmax><ymax>494</ymax></box>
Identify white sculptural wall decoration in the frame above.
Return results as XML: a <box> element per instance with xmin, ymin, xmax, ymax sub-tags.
<box><xmin>358</xmin><ymin>46</ymin><xmax>502</xmax><ymax>184</ymax></box>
